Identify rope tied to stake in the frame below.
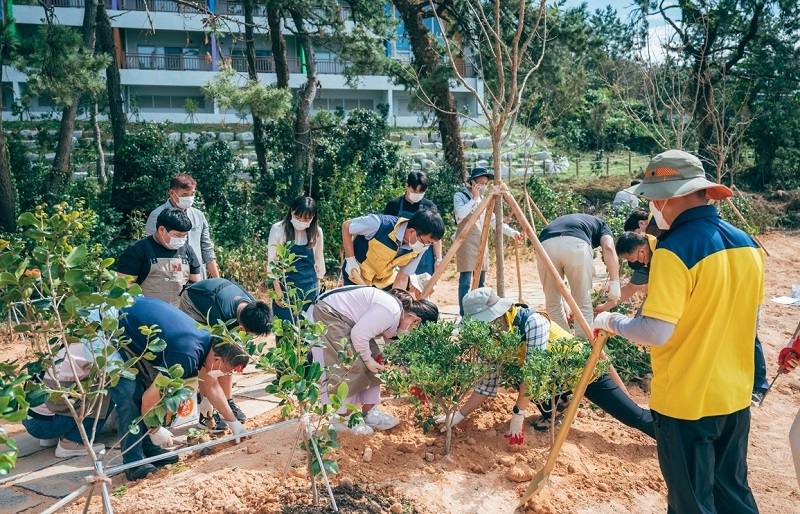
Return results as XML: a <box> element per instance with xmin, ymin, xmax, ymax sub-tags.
<box><xmin>83</xmin><ymin>471</ymin><xmax>111</xmax><ymax>486</ymax></box>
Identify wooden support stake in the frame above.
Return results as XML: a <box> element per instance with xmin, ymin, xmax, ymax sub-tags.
<box><xmin>514</xmin><ymin>242</ymin><xmax>523</xmax><ymax>303</ymax></box>
<box><xmin>502</xmin><ymin>187</ymin><xmax>629</xmax><ymax>396</ymax></box>
<box><xmin>419</xmin><ymin>191</ymin><xmax>496</xmax><ymax>300</ymax></box>
<box><xmin>471</xmin><ymin>195</ymin><xmax>496</xmax><ymax>290</ymax></box>
<box><xmin>525</xmin><ymin>192</ymin><xmax>549</xmax><ymax>226</ymax></box>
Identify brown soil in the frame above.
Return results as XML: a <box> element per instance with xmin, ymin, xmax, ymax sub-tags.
<box><xmin>44</xmin><ymin>233</ymin><xmax>800</xmax><ymax>512</ymax></box>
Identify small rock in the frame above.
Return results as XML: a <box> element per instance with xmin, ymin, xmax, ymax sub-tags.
<box><xmin>470</xmin><ymin>463</ymin><xmax>486</xmax><ymax>474</ymax></box>
<box><xmin>390</xmin><ymin>503</ymin><xmax>403</xmax><ymax>514</ymax></box>
<box><xmin>228</xmin><ymin>141</ymin><xmax>241</xmax><ymax>151</ymax></box>
<box><xmin>219</xmin><ymin>132</ymin><xmax>235</xmax><ymax>141</ymax></box>
<box><xmin>567</xmin><ymin>464</ymin><xmax>576</xmax><ymax>473</ymax></box>
<box><xmin>397</xmin><ymin>443</ymin><xmax>416</xmax><ymax>453</ymax></box>
<box><xmin>168</xmin><ymin>132</ymin><xmax>181</xmax><ymax>142</ymax></box>
<box><xmin>466</xmin><ymin>438</ymin><xmax>476</xmax><ymax>445</ymax></box>
<box><xmin>576</xmin><ymin>410</ymin><xmax>587</xmax><ymax>418</ymax></box>
<box><xmin>340</xmin><ymin>476</ymin><xmax>354</xmax><ymax>487</ymax></box>
<box><xmin>409</xmin><ymin>137</ymin><xmax>421</xmax><ymax>149</ymax></box>
<box><xmin>182</xmin><ymin>132</ymin><xmax>200</xmax><ymax>142</ymax></box>
<box><xmin>400</xmin><ymin>133</ymin><xmax>414</xmax><ymax>141</ymax></box>
<box><xmin>474</xmin><ymin>136</ymin><xmax>491</xmax><ymax>149</ymax></box>
<box><xmin>363</xmin><ymin>447</ymin><xmax>373</xmax><ymax>462</ymax></box>
<box><xmin>236</xmin><ymin>132</ymin><xmax>255</xmax><ymax>142</ymax></box>
<box><xmin>425</xmin><ymin>452</ymin><xmax>434</xmax><ymax>462</ymax></box>
<box><xmin>485</xmin><ymin>429</ymin><xmax>497</xmax><ymax>437</ymax></box>
<box><xmin>507</xmin><ymin>464</ymin><xmax>535</xmax><ymax>483</ymax></box>
<box><xmin>291</xmin><ymin>467</ymin><xmax>305</xmax><ymax>478</ymax></box>
<box><xmin>73</xmin><ymin>130</ymin><xmax>83</xmax><ymax>139</ymax></box>
<box><xmin>425</xmin><ymin>439</ymin><xmax>435</xmax><ymax>446</ymax></box>
<box><xmin>245</xmin><ymin>444</ymin><xmax>259</xmax><ymax>454</ymax></box>
<box><xmin>648</xmin><ymin>480</ymin><xmax>661</xmax><ymax>491</ymax></box>
<box><xmin>498</xmin><ymin>456</ymin><xmax>516</xmax><ymax>467</ymax></box>
<box><xmin>598</xmin><ymin>482</ymin><xmax>609</xmax><ymax>492</ymax></box>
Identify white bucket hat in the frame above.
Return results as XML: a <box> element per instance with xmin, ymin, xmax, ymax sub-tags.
<box><xmin>462</xmin><ymin>287</ymin><xmax>514</xmax><ymax>323</ymax></box>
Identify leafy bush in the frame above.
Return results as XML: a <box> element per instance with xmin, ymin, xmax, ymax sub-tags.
<box><xmin>383</xmin><ymin>319</ymin><xmax>520</xmax><ymax>454</ymax></box>
<box><xmin>7</xmin><ymin>137</ymin><xmax>48</xmax><ymax>214</ymax></box>
<box><xmin>603</xmin><ymin>335</ymin><xmax>651</xmax><ymax>384</ymax></box>
<box><xmin>110</xmin><ymin>123</ymin><xmax>183</xmax><ymax>221</ymax></box>
<box><xmin>216</xmin><ymin>241</ymin><xmax>271</xmax><ymax>296</ymax></box>
<box><xmin>717</xmin><ymin>195</ymin><xmax>769</xmax><ymax>235</ymax></box>
<box><xmin>186</xmin><ymin>137</ymin><xmax>241</xmax><ymax>213</ymax></box>
<box><xmin>526</xmin><ymin>176</ymin><xmax>583</xmax><ymax>223</ymax></box>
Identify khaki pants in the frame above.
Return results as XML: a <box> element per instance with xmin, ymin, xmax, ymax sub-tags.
<box><xmin>310</xmin><ymin>301</ymin><xmax>382</xmax><ymax>402</ymax></box>
<box><xmin>536</xmin><ymin>236</ymin><xmax>595</xmax><ymax>340</ymax></box>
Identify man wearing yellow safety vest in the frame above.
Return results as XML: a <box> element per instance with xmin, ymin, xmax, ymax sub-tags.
<box><xmin>341</xmin><ymin>209</ymin><xmax>445</xmax><ymax>291</ymax></box>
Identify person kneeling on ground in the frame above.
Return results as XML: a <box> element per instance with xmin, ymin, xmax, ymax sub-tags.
<box><xmin>436</xmin><ymin>287</ymin><xmax>654</xmax><ymax>445</ymax></box>
<box><xmin>309</xmin><ymin>286</ymin><xmax>438</xmax><ymax>434</ymax></box>
<box><xmin>180</xmin><ymin>278</ymin><xmax>272</xmax><ymax>431</ymax></box>
<box><xmin>110</xmin><ymin>297</ymin><xmax>250</xmax><ymax>481</ymax></box>
<box><xmin>23</xmin><ymin>309</ymin><xmax>121</xmax><ymax>458</ymax></box>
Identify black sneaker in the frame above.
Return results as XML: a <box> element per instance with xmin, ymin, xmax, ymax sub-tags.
<box><xmin>125</xmin><ymin>463</ymin><xmax>157</xmax><ymax>481</ymax></box>
<box><xmin>751</xmin><ymin>391</ymin><xmax>765</xmax><ymax>408</ymax></box>
<box><xmin>532</xmin><ymin>414</ymin><xmax>564</xmax><ymax>432</ymax></box>
<box><xmin>143</xmin><ymin>445</ymin><xmax>179</xmax><ymax>467</ymax></box>
<box><xmin>228</xmin><ymin>399</ymin><xmax>247</xmax><ymax>422</ymax></box>
<box><xmin>198</xmin><ymin>411</ymin><xmax>228</xmax><ymax>433</ymax></box>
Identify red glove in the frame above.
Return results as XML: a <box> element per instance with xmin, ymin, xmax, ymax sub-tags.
<box><xmin>375</xmin><ymin>354</ymin><xmax>383</xmax><ymax>365</ymax></box>
<box><xmin>778</xmin><ymin>337</ymin><xmax>800</xmax><ymax>374</ymax></box>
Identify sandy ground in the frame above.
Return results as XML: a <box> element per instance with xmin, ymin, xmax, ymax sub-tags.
<box><xmin>13</xmin><ymin>232</ymin><xmax>800</xmax><ymax>513</ymax></box>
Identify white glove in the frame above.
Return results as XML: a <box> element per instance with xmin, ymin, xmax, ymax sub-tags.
<box><xmin>593</xmin><ymin>312</ymin><xmax>625</xmax><ymax>336</ymax></box>
<box><xmin>149</xmin><ymin>426</ymin><xmax>174</xmax><ymax>447</ymax></box>
<box><xmin>607</xmin><ymin>280</ymin><xmax>621</xmax><ymax>302</ymax></box>
<box><xmin>363</xmin><ymin>358</ymin><xmax>385</xmax><ymax>374</ymax></box>
<box><xmin>512</xmin><ymin>231</ymin><xmax>523</xmax><ymax>243</ymax></box>
<box><xmin>198</xmin><ymin>397</ymin><xmax>213</xmax><ymax>417</ymax></box>
<box><xmin>504</xmin><ymin>410</ymin><xmax>526</xmax><ymax>445</ymax></box>
<box><xmin>344</xmin><ymin>257</ymin><xmax>361</xmax><ymax>277</ymax></box>
<box><xmin>228</xmin><ymin>420</ymin><xmax>247</xmax><ymax>443</ymax></box>
<box><xmin>433</xmin><ymin>410</ymin><xmax>465</xmax><ymax>432</ymax></box>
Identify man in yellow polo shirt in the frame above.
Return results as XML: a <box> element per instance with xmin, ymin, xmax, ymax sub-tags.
<box><xmin>593</xmin><ymin>149</ymin><xmax>763</xmax><ymax>514</ymax></box>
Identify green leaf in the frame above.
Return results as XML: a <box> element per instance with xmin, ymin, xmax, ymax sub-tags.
<box><xmin>148</xmin><ymin>339</ymin><xmax>167</xmax><ymax>353</ymax></box>
<box><xmin>154</xmin><ymin>375</ymin><xmax>171</xmax><ymax>389</ymax></box>
<box><xmin>25</xmin><ymin>389</ymin><xmax>50</xmax><ymax>408</ymax></box>
<box><xmin>64</xmin><ymin>245</ymin><xmax>88</xmax><ymax>268</ymax></box>
<box><xmin>17</xmin><ymin>212</ymin><xmax>38</xmax><ymax>227</ymax></box>
<box><xmin>63</xmin><ymin>296</ymin><xmax>81</xmax><ymax>316</ymax></box>
<box><xmin>0</xmin><ymin>272</ymin><xmax>16</xmax><ymax>287</ymax></box>
<box><xmin>64</xmin><ymin>269</ymin><xmax>85</xmax><ymax>287</ymax></box>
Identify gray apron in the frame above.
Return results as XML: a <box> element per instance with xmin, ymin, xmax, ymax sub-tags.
<box><xmin>140</xmin><ymin>239</ymin><xmax>190</xmax><ymax>307</ymax></box>
<box><xmin>454</xmin><ymin>191</ymin><xmax>489</xmax><ymax>273</ymax></box>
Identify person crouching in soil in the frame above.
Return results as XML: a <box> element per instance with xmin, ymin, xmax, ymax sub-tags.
<box><xmin>435</xmin><ymin>287</ymin><xmax>654</xmax><ymax>445</ymax></box>
<box><xmin>309</xmin><ymin>286</ymin><xmax>438</xmax><ymax>434</ymax></box>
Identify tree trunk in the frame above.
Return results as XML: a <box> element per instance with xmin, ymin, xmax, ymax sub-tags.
<box><xmin>267</xmin><ymin>1</ymin><xmax>289</xmax><ymax>89</ymax></box>
<box><xmin>48</xmin><ymin>0</ymin><xmax>99</xmax><ymax>192</ymax></box>
<box><xmin>0</xmin><ymin>53</ymin><xmax>15</xmax><ymax>232</ymax></box>
<box><xmin>96</xmin><ymin>1</ymin><xmax>126</xmax><ymax>161</ymax></box>
<box><xmin>92</xmin><ymin>102</ymin><xmax>106</xmax><ymax>185</ymax></box>
<box><xmin>492</xmin><ymin>130</ymin><xmax>505</xmax><ymax>296</ymax></box>
<box><xmin>243</xmin><ymin>0</ymin><xmax>268</xmax><ymax>175</ymax></box>
<box><xmin>391</xmin><ymin>0</ymin><xmax>466</xmax><ymax>181</ymax></box>
<box><xmin>290</xmin><ymin>8</ymin><xmax>317</xmax><ymax>199</ymax></box>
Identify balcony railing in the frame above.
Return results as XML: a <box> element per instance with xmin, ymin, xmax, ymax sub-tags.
<box><xmin>116</xmin><ymin>0</ymin><xmax>209</xmax><ymax>13</ymax></box>
<box><xmin>123</xmin><ymin>52</ymin><xmax>212</xmax><ymax>71</ymax></box>
<box><xmin>225</xmin><ymin>56</ymin><xmax>364</xmax><ymax>76</ymax></box>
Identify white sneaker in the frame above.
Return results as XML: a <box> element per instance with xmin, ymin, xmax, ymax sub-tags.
<box><xmin>39</xmin><ymin>438</ymin><xmax>59</xmax><ymax>447</ymax></box>
<box><xmin>55</xmin><ymin>440</ymin><xmax>106</xmax><ymax>458</ymax></box>
<box><xmin>330</xmin><ymin>415</ymin><xmax>374</xmax><ymax>435</ymax></box>
<box><xmin>364</xmin><ymin>407</ymin><xmax>399</xmax><ymax>431</ymax></box>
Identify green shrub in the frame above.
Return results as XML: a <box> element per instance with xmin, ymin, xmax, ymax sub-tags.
<box><xmin>603</xmin><ymin>335</ymin><xmax>651</xmax><ymax>384</ymax></box>
<box><xmin>526</xmin><ymin>176</ymin><xmax>583</xmax><ymax>223</ymax></box>
<box><xmin>110</xmin><ymin>123</ymin><xmax>183</xmax><ymax>221</ymax></box>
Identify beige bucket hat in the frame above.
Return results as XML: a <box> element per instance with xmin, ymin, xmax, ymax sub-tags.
<box><xmin>626</xmin><ymin>149</ymin><xmax>732</xmax><ymax>200</ymax></box>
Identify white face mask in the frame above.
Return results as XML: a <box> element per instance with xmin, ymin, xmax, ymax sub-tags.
<box><xmin>176</xmin><ymin>195</ymin><xmax>194</xmax><ymax>209</ymax></box>
<box><xmin>649</xmin><ymin>201</ymin><xmax>671</xmax><ymax>230</ymax></box>
<box><xmin>164</xmin><ymin>235</ymin><xmax>187</xmax><ymax>250</ymax></box>
<box><xmin>407</xmin><ymin>192</ymin><xmax>425</xmax><ymax>204</ymax></box>
<box><xmin>477</xmin><ymin>184</ymin><xmax>488</xmax><ymax>196</ymax></box>
<box><xmin>291</xmin><ymin>217</ymin><xmax>311</xmax><ymax>230</ymax></box>
<box><xmin>206</xmin><ymin>361</ymin><xmax>228</xmax><ymax>379</ymax></box>
<box><xmin>409</xmin><ymin>233</ymin><xmax>429</xmax><ymax>253</ymax></box>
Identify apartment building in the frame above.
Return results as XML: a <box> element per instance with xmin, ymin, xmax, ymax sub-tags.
<box><xmin>1</xmin><ymin>1</ymin><xmax>483</xmax><ymax>126</ymax></box>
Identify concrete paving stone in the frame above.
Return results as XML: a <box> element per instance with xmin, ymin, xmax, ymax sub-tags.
<box><xmin>233</xmin><ymin>384</ymin><xmax>281</xmax><ymax>402</ymax></box>
<box><xmin>0</xmin><ymin>486</ymin><xmax>44</xmax><ymax>512</ymax></box>
<box><xmin>230</xmin><ymin>398</ymin><xmax>279</xmax><ymax>420</ymax></box>
<box><xmin>13</xmin><ymin>459</ymin><xmax>99</xmax><ymax>498</ymax></box>
<box><xmin>15</xmin><ymin>432</ymin><xmax>53</xmax><ymax>458</ymax></box>
<box><xmin>233</xmin><ymin>372</ymin><xmax>276</xmax><ymax>388</ymax></box>
<box><xmin>0</xmin><ymin>452</ymin><xmax>85</xmax><ymax>486</ymax></box>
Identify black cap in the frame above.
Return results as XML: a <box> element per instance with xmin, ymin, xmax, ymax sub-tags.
<box><xmin>469</xmin><ymin>167</ymin><xmax>494</xmax><ymax>182</ymax></box>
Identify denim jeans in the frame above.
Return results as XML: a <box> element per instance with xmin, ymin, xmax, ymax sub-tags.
<box><xmin>23</xmin><ymin>406</ymin><xmax>113</xmax><ymax>444</ymax></box>
<box><xmin>753</xmin><ymin>335</ymin><xmax>768</xmax><ymax>393</ymax></box>
<box><xmin>458</xmin><ymin>271</ymin><xmax>486</xmax><ymax>316</ymax></box>
<box><xmin>109</xmin><ymin>376</ymin><xmax>159</xmax><ymax>464</ymax></box>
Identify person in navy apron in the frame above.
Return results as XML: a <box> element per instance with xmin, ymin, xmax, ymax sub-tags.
<box><xmin>267</xmin><ymin>197</ymin><xmax>326</xmax><ymax>324</ymax></box>
<box><xmin>383</xmin><ymin>172</ymin><xmax>443</xmax><ymax>276</ymax></box>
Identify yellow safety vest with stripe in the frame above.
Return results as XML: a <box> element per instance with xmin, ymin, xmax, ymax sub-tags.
<box><xmin>507</xmin><ymin>307</ymin><xmax>574</xmax><ymax>365</ymax></box>
<box><xmin>353</xmin><ymin>216</ymin><xmax>420</xmax><ymax>289</ymax></box>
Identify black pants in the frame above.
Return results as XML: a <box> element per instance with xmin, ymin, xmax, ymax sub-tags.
<box><xmin>652</xmin><ymin>408</ymin><xmax>758</xmax><ymax>514</ymax></box>
<box><xmin>537</xmin><ymin>373</ymin><xmax>655</xmax><ymax>439</ymax></box>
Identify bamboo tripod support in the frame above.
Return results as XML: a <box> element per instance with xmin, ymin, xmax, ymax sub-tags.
<box><xmin>418</xmin><ymin>183</ymin><xmax>629</xmax><ymax>396</ymax></box>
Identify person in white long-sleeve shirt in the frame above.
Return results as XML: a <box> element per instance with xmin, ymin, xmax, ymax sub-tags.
<box><xmin>453</xmin><ymin>167</ymin><xmax>522</xmax><ymax>315</ymax></box>
<box><xmin>309</xmin><ymin>286</ymin><xmax>438</xmax><ymax>434</ymax></box>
